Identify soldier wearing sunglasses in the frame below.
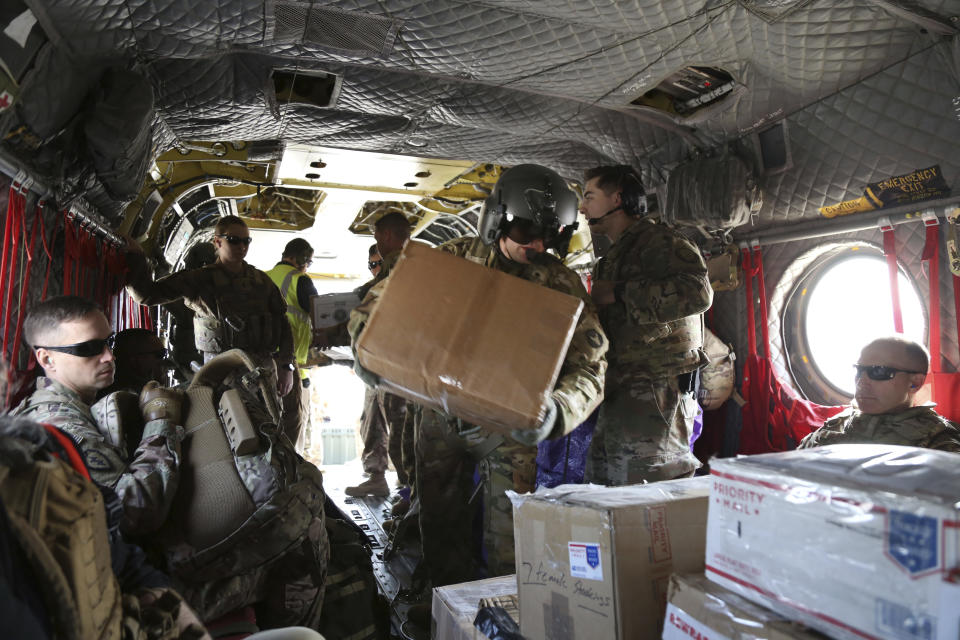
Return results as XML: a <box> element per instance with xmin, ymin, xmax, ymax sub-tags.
<box><xmin>124</xmin><ymin>215</ymin><xmax>297</xmax><ymax>401</ymax></box>
<box><xmin>12</xmin><ymin>296</ymin><xmax>186</xmax><ymax>537</ymax></box>
<box><xmin>799</xmin><ymin>336</ymin><xmax>960</xmax><ymax>452</ymax></box>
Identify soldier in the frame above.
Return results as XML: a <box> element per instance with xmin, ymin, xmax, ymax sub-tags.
<box><xmin>100</xmin><ymin>327</ymin><xmax>170</xmax><ymax>395</ymax></box>
<box><xmin>799</xmin><ymin>336</ymin><xmax>960</xmax><ymax>451</ymax></box>
<box><xmin>579</xmin><ymin>165</ymin><xmax>713</xmax><ymax>486</ymax></box>
<box><xmin>124</xmin><ymin>215</ymin><xmax>297</xmax><ymax>403</ymax></box>
<box><xmin>349</xmin><ymin>165</ymin><xmax>608</xmax><ymax>607</ymax></box>
<box><xmin>12</xmin><ymin>296</ymin><xmax>185</xmax><ymax>537</ymax></box>
<box><xmin>266</xmin><ymin>238</ymin><xmax>320</xmax><ymax>446</ymax></box>
<box><xmin>346</xmin><ymin>222</ymin><xmax>413</xmax><ymax>499</ymax></box>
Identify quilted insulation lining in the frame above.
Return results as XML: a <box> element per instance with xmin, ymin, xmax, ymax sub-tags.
<box><xmin>16</xmin><ymin>0</ymin><xmax>960</xmax><ymax>227</ymax></box>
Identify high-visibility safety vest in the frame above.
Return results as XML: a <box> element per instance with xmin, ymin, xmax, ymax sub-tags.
<box><xmin>267</xmin><ymin>262</ymin><xmax>312</xmax><ymax>377</ymax></box>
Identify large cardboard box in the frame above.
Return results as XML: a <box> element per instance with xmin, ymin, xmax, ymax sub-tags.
<box><xmin>311</xmin><ymin>291</ymin><xmax>361</xmax><ymax>328</ymax></box>
<box><xmin>355</xmin><ymin>241</ymin><xmax>583</xmax><ymax>435</ymax></box>
<box><xmin>433</xmin><ymin>575</ymin><xmax>518</xmax><ymax>640</ymax></box>
<box><xmin>511</xmin><ymin>477</ymin><xmax>712</xmax><ymax>639</ymax></box>
<box><xmin>664</xmin><ymin>573</ymin><xmax>827</xmax><ymax>640</ymax></box>
<box><xmin>706</xmin><ymin>445</ymin><xmax>960</xmax><ymax>640</ymax></box>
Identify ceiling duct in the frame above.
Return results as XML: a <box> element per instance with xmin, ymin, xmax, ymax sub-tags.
<box><xmin>272</xmin><ymin>2</ymin><xmax>401</xmax><ymax>57</ymax></box>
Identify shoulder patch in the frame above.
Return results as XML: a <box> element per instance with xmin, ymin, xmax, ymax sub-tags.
<box><xmin>586</xmin><ymin>329</ymin><xmax>604</xmax><ymax>349</ymax></box>
<box><xmin>84</xmin><ymin>449</ymin><xmax>112</xmax><ymax>472</ymax></box>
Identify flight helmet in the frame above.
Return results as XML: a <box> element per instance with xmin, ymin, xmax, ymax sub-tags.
<box><xmin>478</xmin><ymin>164</ymin><xmax>579</xmax><ymax>257</ymax></box>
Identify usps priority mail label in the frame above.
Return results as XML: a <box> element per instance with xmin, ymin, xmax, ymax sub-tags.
<box><xmin>568</xmin><ymin>542</ymin><xmax>603</xmax><ymax>581</ymax></box>
<box><xmin>663</xmin><ymin>603</ymin><xmax>730</xmax><ymax>640</ymax></box>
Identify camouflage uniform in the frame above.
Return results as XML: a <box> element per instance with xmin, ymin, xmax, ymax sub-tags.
<box><xmin>798</xmin><ymin>404</ymin><xmax>960</xmax><ymax>452</ymax></box>
<box><xmin>586</xmin><ymin>217</ymin><xmax>713</xmax><ymax>486</ymax></box>
<box><xmin>350</xmin><ymin>237</ymin><xmax>607</xmax><ymax>584</ymax></box>
<box><xmin>126</xmin><ymin>254</ymin><xmax>295</xmax><ymax>377</ymax></box>
<box><xmin>11</xmin><ymin>377</ymin><xmax>182</xmax><ymax>537</ymax></box>
<box><xmin>358</xmin><ymin>387</ymin><xmax>410</xmax><ymax>483</ymax></box>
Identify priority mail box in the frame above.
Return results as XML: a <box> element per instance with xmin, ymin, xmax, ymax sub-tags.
<box><xmin>433</xmin><ymin>575</ymin><xmax>518</xmax><ymax>640</ymax></box>
<box><xmin>511</xmin><ymin>477</ymin><xmax>712</xmax><ymax>640</ymax></box>
<box><xmin>706</xmin><ymin>445</ymin><xmax>960</xmax><ymax>640</ymax></box>
<box><xmin>355</xmin><ymin>241</ymin><xmax>583</xmax><ymax>435</ymax></box>
<box><xmin>664</xmin><ymin>573</ymin><xmax>827</xmax><ymax>640</ymax></box>
<box><xmin>311</xmin><ymin>291</ymin><xmax>360</xmax><ymax>328</ymax></box>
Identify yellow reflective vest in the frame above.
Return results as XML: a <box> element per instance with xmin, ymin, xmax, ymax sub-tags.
<box><xmin>267</xmin><ymin>262</ymin><xmax>312</xmax><ymax>377</ymax></box>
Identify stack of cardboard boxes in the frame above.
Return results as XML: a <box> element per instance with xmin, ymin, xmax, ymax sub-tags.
<box><xmin>434</xmin><ymin>445</ymin><xmax>960</xmax><ymax>640</ymax></box>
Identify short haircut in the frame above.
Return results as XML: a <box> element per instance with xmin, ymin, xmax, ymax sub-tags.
<box><xmin>585</xmin><ymin>165</ymin><xmax>638</xmax><ymax>191</ymax></box>
<box><xmin>24</xmin><ymin>296</ymin><xmax>104</xmax><ymax>348</ymax></box>
<box><xmin>215</xmin><ymin>215</ymin><xmax>248</xmax><ymax>235</ymax></box>
<box><xmin>374</xmin><ymin>212</ymin><xmax>411</xmax><ymax>239</ymax></box>
<box><xmin>113</xmin><ymin>328</ymin><xmax>161</xmax><ymax>358</ymax></box>
<box><xmin>868</xmin><ymin>336</ymin><xmax>930</xmax><ymax>374</ymax></box>
<box><xmin>368</xmin><ymin>243</ymin><xmax>379</xmax><ymax>257</ymax></box>
<box><xmin>283</xmin><ymin>237</ymin><xmax>314</xmax><ymax>262</ymax></box>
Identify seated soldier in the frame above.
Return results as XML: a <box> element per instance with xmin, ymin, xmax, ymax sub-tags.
<box><xmin>799</xmin><ymin>336</ymin><xmax>960</xmax><ymax>452</ymax></box>
<box><xmin>13</xmin><ymin>296</ymin><xmax>185</xmax><ymax>537</ymax></box>
<box><xmin>101</xmin><ymin>328</ymin><xmax>171</xmax><ymax>396</ymax></box>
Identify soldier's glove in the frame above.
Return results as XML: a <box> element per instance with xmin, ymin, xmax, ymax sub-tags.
<box><xmin>509</xmin><ymin>398</ymin><xmax>558</xmax><ymax>447</ymax></box>
<box><xmin>139</xmin><ymin>381</ymin><xmax>186</xmax><ymax>424</ymax></box>
<box><xmin>354</xmin><ymin>360</ymin><xmax>380</xmax><ymax>388</ymax></box>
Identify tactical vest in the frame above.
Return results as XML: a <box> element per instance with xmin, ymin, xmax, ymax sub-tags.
<box><xmin>157</xmin><ymin>349</ymin><xmax>328</xmax><ymax>622</ymax></box>
<box><xmin>0</xmin><ymin>424</ymin><xmax>123</xmax><ymax>640</ymax></box>
<box><xmin>596</xmin><ymin>221</ymin><xmax>709</xmax><ymax>380</ymax></box>
<box><xmin>266</xmin><ymin>262</ymin><xmax>311</xmax><ymax>377</ymax></box>
<box><xmin>193</xmin><ymin>265</ymin><xmax>283</xmax><ymax>356</ymax></box>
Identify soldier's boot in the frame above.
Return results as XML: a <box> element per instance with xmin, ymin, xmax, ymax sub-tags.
<box><xmin>345</xmin><ymin>472</ymin><xmax>389</xmax><ymax>497</ymax></box>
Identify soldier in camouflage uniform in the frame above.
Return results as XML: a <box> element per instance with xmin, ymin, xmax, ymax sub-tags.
<box><xmin>346</xmin><ymin>217</ymin><xmax>415</xmax><ymax>498</ymax></box>
<box><xmin>579</xmin><ymin>166</ymin><xmax>713</xmax><ymax>486</ymax></box>
<box><xmin>12</xmin><ymin>296</ymin><xmax>184</xmax><ymax>538</ymax></box>
<box><xmin>800</xmin><ymin>336</ymin><xmax>960</xmax><ymax>452</ymax></box>
<box><xmin>349</xmin><ymin>165</ymin><xmax>607</xmax><ymax>591</ymax></box>
<box><xmin>125</xmin><ymin>215</ymin><xmax>297</xmax><ymax>404</ymax></box>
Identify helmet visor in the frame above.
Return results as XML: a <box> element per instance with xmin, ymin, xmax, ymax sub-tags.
<box><xmin>504</xmin><ymin>218</ymin><xmax>549</xmax><ymax>245</ymax></box>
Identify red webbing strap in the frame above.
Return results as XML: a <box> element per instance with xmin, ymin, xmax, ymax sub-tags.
<box><xmin>954</xmin><ymin>275</ymin><xmax>960</xmax><ymax>360</ymax></box>
<box><xmin>742</xmin><ymin>247</ymin><xmax>757</xmax><ymax>358</ymax></box>
<box><xmin>0</xmin><ymin>181</ymin><xmax>19</xmax><ymax>335</ymax></box>
<box><xmin>38</xmin><ymin>211</ymin><xmax>58</xmax><ymax>302</ymax></box>
<box><xmin>753</xmin><ymin>246</ymin><xmax>772</xmax><ymax>360</ymax></box>
<box><xmin>63</xmin><ymin>211</ymin><xmax>76</xmax><ymax>295</ymax></box>
<box><xmin>921</xmin><ymin>221</ymin><xmax>942</xmax><ymax>373</ymax></box>
<box><xmin>881</xmin><ymin>226</ymin><xmax>904</xmax><ymax>334</ymax></box>
<box><xmin>2</xmin><ymin>185</ymin><xmax>25</xmax><ymax>357</ymax></box>
<box><xmin>9</xmin><ymin>201</ymin><xmax>44</xmax><ymax>368</ymax></box>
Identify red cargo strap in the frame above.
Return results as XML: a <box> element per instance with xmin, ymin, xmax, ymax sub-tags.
<box><xmin>9</xmin><ymin>201</ymin><xmax>44</xmax><ymax>368</ymax></box>
<box><xmin>1</xmin><ymin>180</ymin><xmax>27</xmax><ymax>357</ymax></box>
<box><xmin>921</xmin><ymin>220</ymin><xmax>941</xmax><ymax>373</ymax></box>
<box><xmin>742</xmin><ymin>247</ymin><xmax>757</xmax><ymax>357</ymax></box>
<box><xmin>881</xmin><ymin>225</ymin><xmax>904</xmax><ymax>334</ymax></box>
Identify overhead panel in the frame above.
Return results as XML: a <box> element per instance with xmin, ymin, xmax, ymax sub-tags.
<box><xmin>276</xmin><ymin>145</ymin><xmax>475</xmax><ymax>198</ymax></box>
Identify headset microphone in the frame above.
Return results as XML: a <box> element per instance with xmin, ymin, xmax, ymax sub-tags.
<box><xmin>587</xmin><ymin>206</ymin><xmax>623</xmax><ymax>226</ymax></box>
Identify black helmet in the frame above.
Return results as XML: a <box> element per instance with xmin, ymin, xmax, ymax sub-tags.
<box><xmin>478</xmin><ymin>164</ymin><xmax>579</xmax><ymax>257</ymax></box>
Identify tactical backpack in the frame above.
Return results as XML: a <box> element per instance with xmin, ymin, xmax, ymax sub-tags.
<box><xmin>663</xmin><ymin>154</ymin><xmax>761</xmax><ymax>231</ymax></box>
<box><xmin>157</xmin><ymin>349</ymin><xmax>328</xmax><ymax>621</ymax></box>
<box><xmin>0</xmin><ymin>421</ymin><xmax>124</xmax><ymax>640</ymax></box>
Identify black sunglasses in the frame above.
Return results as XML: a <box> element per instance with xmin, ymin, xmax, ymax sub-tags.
<box><xmin>218</xmin><ymin>234</ymin><xmax>252</xmax><ymax>246</ymax></box>
<box><xmin>853</xmin><ymin>364</ymin><xmax>924</xmax><ymax>381</ymax></box>
<box><xmin>35</xmin><ymin>334</ymin><xmax>116</xmax><ymax>358</ymax></box>
<box><xmin>368</xmin><ymin>260</ymin><xmax>383</xmax><ymax>270</ymax></box>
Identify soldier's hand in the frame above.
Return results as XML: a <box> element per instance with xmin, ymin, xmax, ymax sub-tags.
<box><xmin>591</xmin><ymin>280</ymin><xmax>617</xmax><ymax>305</ymax></box>
<box><xmin>510</xmin><ymin>398</ymin><xmax>558</xmax><ymax>447</ymax></box>
<box><xmin>278</xmin><ymin>368</ymin><xmax>295</xmax><ymax>397</ymax></box>
<box><xmin>139</xmin><ymin>381</ymin><xmax>186</xmax><ymax>424</ymax></box>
